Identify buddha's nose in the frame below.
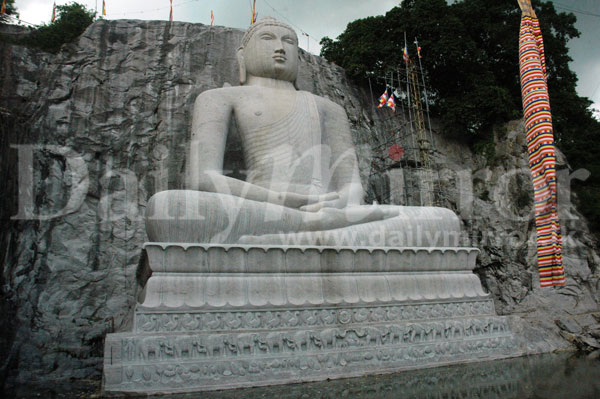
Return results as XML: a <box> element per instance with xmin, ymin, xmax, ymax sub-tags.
<box><xmin>275</xmin><ymin>47</ymin><xmax>286</xmax><ymax>55</ymax></box>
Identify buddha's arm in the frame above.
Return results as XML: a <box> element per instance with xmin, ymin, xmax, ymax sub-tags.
<box><xmin>189</xmin><ymin>90</ymin><xmax>337</xmax><ymax>208</ymax></box>
<box><xmin>301</xmin><ymin>100</ymin><xmax>364</xmax><ymax>212</ymax></box>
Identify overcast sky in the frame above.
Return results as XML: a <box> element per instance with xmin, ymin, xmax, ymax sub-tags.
<box><xmin>12</xmin><ymin>0</ymin><xmax>600</xmax><ymax>112</ymax></box>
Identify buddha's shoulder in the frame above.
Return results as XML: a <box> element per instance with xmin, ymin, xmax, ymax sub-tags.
<box><xmin>303</xmin><ymin>91</ymin><xmax>346</xmax><ymax>114</ymax></box>
<box><xmin>194</xmin><ymin>86</ymin><xmax>253</xmax><ymax>102</ymax></box>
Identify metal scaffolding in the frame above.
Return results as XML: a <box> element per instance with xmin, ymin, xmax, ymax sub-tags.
<box><xmin>367</xmin><ymin>36</ymin><xmax>445</xmax><ymax>208</ymax></box>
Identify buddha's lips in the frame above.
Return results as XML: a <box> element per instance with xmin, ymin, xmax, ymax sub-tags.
<box><xmin>273</xmin><ymin>55</ymin><xmax>287</xmax><ymax>61</ymax></box>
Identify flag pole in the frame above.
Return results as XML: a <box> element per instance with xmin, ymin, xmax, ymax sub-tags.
<box><xmin>414</xmin><ymin>38</ymin><xmax>435</xmax><ymax>147</ymax></box>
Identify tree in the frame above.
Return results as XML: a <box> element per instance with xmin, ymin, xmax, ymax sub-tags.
<box><xmin>321</xmin><ymin>0</ymin><xmax>585</xmax><ymax>140</ymax></box>
<box><xmin>20</xmin><ymin>2</ymin><xmax>95</xmax><ymax>53</ymax></box>
<box><xmin>0</xmin><ymin>0</ymin><xmax>18</xmax><ymax>24</ymax></box>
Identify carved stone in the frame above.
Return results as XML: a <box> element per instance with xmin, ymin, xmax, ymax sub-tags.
<box><xmin>104</xmin><ymin>312</ymin><xmax>519</xmax><ymax>393</ymax></box>
<box><xmin>102</xmin><ymin>17</ymin><xmax>522</xmax><ymax>394</ymax></box>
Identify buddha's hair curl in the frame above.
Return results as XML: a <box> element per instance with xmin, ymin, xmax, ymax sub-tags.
<box><xmin>240</xmin><ymin>17</ymin><xmax>298</xmax><ymax>48</ymax></box>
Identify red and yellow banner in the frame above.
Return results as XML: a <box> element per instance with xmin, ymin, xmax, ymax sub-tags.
<box><xmin>519</xmin><ymin>10</ymin><xmax>564</xmax><ymax>287</ymax></box>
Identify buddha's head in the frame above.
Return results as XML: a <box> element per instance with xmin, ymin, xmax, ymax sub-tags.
<box><xmin>237</xmin><ymin>17</ymin><xmax>299</xmax><ymax>87</ymax></box>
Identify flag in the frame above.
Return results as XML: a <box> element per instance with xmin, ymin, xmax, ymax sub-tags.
<box><xmin>169</xmin><ymin>0</ymin><xmax>173</xmax><ymax>21</ymax></box>
<box><xmin>210</xmin><ymin>10</ymin><xmax>214</xmax><ymax>26</ymax></box>
<box><xmin>519</xmin><ymin>12</ymin><xmax>564</xmax><ymax>287</ymax></box>
<box><xmin>251</xmin><ymin>0</ymin><xmax>257</xmax><ymax>24</ymax></box>
<box><xmin>1</xmin><ymin>0</ymin><xmax>6</xmax><ymax>15</ymax></box>
<box><xmin>403</xmin><ymin>46</ymin><xmax>410</xmax><ymax>63</ymax></box>
<box><xmin>386</xmin><ymin>92</ymin><xmax>396</xmax><ymax>112</ymax></box>
<box><xmin>377</xmin><ymin>90</ymin><xmax>388</xmax><ymax>108</ymax></box>
<box><xmin>417</xmin><ymin>46</ymin><xmax>422</xmax><ymax>59</ymax></box>
<box><xmin>51</xmin><ymin>1</ymin><xmax>56</xmax><ymax>22</ymax></box>
<box><xmin>102</xmin><ymin>0</ymin><xmax>106</xmax><ymax>17</ymax></box>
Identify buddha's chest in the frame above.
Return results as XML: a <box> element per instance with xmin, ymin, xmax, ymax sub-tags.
<box><xmin>233</xmin><ymin>92</ymin><xmax>323</xmax><ymax>155</ymax></box>
<box><xmin>234</xmin><ymin>93</ymin><xmax>300</xmax><ymax>131</ymax></box>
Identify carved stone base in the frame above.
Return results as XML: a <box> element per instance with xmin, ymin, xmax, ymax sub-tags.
<box><xmin>102</xmin><ymin>244</ymin><xmax>522</xmax><ymax>394</ymax></box>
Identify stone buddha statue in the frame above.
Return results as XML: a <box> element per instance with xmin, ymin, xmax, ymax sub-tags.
<box><xmin>146</xmin><ymin>17</ymin><xmax>460</xmax><ymax>247</ymax></box>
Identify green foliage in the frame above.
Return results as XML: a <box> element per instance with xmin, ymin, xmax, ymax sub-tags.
<box><xmin>0</xmin><ymin>0</ymin><xmax>18</xmax><ymax>23</ymax></box>
<box><xmin>473</xmin><ymin>139</ymin><xmax>496</xmax><ymax>163</ymax></box>
<box><xmin>320</xmin><ymin>0</ymin><xmax>584</xmax><ymax>140</ymax></box>
<box><xmin>19</xmin><ymin>2</ymin><xmax>95</xmax><ymax>53</ymax></box>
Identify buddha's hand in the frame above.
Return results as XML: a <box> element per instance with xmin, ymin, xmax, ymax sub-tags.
<box><xmin>282</xmin><ymin>191</ymin><xmax>339</xmax><ymax>209</ymax></box>
<box><xmin>299</xmin><ymin>184</ymin><xmax>363</xmax><ymax>212</ymax></box>
<box><xmin>303</xmin><ymin>206</ymin><xmax>399</xmax><ymax>231</ymax></box>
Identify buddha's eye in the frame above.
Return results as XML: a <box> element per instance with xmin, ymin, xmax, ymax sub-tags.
<box><xmin>282</xmin><ymin>37</ymin><xmax>296</xmax><ymax>45</ymax></box>
<box><xmin>260</xmin><ymin>33</ymin><xmax>275</xmax><ymax>40</ymax></box>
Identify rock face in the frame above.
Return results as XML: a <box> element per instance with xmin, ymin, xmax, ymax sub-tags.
<box><xmin>0</xmin><ymin>20</ymin><xmax>598</xmax><ymax>388</ymax></box>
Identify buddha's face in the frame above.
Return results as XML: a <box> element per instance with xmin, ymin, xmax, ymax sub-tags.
<box><xmin>242</xmin><ymin>24</ymin><xmax>299</xmax><ymax>83</ymax></box>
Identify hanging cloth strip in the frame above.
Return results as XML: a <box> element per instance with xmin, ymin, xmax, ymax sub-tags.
<box><xmin>519</xmin><ymin>13</ymin><xmax>564</xmax><ymax>287</ymax></box>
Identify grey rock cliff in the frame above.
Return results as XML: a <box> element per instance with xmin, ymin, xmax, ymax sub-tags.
<box><xmin>0</xmin><ymin>20</ymin><xmax>598</xmax><ymax>387</ymax></box>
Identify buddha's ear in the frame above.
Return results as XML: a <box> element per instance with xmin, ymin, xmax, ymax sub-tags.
<box><xmin>293</xmin><ymin>55</ymin><xmax>299</xmax><ymax>90</ymax></box>
<box><xmin>236</xmin><ymin>48</ymin><xmax>247</xmax><ymax>85</ymax></box>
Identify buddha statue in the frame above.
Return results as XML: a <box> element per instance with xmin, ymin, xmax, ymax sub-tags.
<box><xmin>146</xmin><ymin>17</ymin><xmax>460</xmax><ymax>247</ymax></box>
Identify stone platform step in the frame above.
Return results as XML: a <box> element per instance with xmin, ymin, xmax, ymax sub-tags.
<box><xmin>104</xmin><ymin>315</ymin><xmax>518</xmax><ymax>394</ymax></box>
<box><xmin>139</xmin><ymin>243</ymin><xmax>487</xmax><ymax>309</ymax></box>
<box><xmin>134</xmin><ymin>300</ymin><xmax>497</xmax><ymax>333</ymax></box>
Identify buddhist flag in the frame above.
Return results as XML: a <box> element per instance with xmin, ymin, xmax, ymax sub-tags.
<box><xmin>417</xmin><ymin>46</ymin><xmax>422</xmax><ymax>59</ymax></box>
<box><xmin>377</xmin><ymin>90</ymin><xmax>388</xmax><ymax>108</ymax></box>
<box><xmin>1</xmin><ymin>0</ymin><xmax>6</xmax><ymax>15</ymax></box>
<box><xmin>519</xmin><ymin>7</ymin><xmax>564</xmax><ymax>287</ymax></box>
<box><xmin>251</xmin><ymin>0</ymin><xmax>257</xmax><ymax>24</ymax></box>
<box><xmin>51</xmin><ymin>1</ymin><xmax>56</xmax><ymax>22</ymax></box>
<box><xmin>210</xmin><ymin>10</ymin><xmax>214</xmax><ymax>26</ymax></box>
<box><xmin>102</xmin><ymin>0</ymin><xmax>106</xmax><ymax>17</ymax></box>
<box><xmin>403</xmin><ymin>46</ymin><xmax>409</xmax><ymax>63</ymax></box>
<box><xmin>386</xmin><ymin>92</ymin><xmax>396</xmax><ymax>112</ymax></box>
<box><xmin>169</xmin><ymin>0</ymin><xmax>173</xmax><ymax>21</ymax></box>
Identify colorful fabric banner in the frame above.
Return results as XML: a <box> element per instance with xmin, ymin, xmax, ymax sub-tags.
<box><xmin>403</xmin><ymin>46</ymin><xmax>409</xmax><ymax>63</ymax></box>
<box><xmin>102</xmin><ymin>0</ymin><xmax>106</xmax><ymax>17</ymax></box>
<box><xmin>251</xmin><ymin>0</ymin><xmax>257</xmax><ymax>24</ymax></box>
<box><xmin>377</xmin><ymin>90</ymin><xmax>388</xmax><ymax>109</ymax></box>
<box><xmin>169</xmin><ymin>0</ymin><xmax>173</xmax><ymax>21</ymax></box>
<box><xmin>386</xmin><ymin>92</ymin><xmax>396</xmax><ymax>112</ymax></box>
<box><xmin>519</xmin><ymin>14</ymin><xmax>564</xmax><ymax>287</ymax></box>
<box><xmin>210</xmin><ymin>10</ymin><xmax>214</xmax><ymax>26</ymax></box>
<box><xmin>51</xmin><ymin>1</ymin><xmax>56</xmax><ymax>22</ymax></box>
<box><xmin>1</xmin><ymin>0</ymin><xmax>6</xmax><ymax>15</ymax></box>
<box><xmin>417</xmin><ymin>46</ymin><xmax>422</xmax><ymax>59</ymax></box>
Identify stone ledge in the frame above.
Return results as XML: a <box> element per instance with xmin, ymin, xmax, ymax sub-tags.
<box><xmin>139</xmin><ymin>273</ymin><xmax>489</xmax><ymax>309</ymax></box>
<box><xmin>134</xmin><ymin>300</ymin><xmax>497</xmax><ymax>332</ymax></box>
<box><xmin>144</xmin><ymin>243</ymin><xmax>479</xmax><ymax>273</ymax></box>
